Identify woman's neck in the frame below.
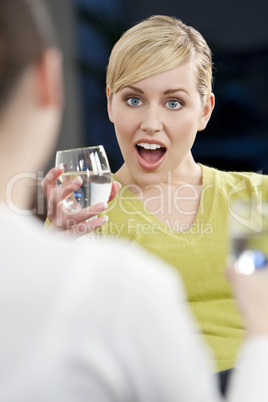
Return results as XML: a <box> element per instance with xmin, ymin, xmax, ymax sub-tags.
<box><xmin>115</xmin><ymin>160</ymin><xmax>203</xmax><ymax>232</ymax></box>
<box><xmin>115</xmin><ymin>156</ymin><xmax>202</xmax><ymax>192</ymax></box>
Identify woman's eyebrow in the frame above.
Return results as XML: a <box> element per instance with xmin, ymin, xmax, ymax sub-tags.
<box><xmin>123</xmin><ymin>85</ymin><xmax>144</xmax><ymax>94</ymax></box>
<box><xmin>163</xmin><ymin>88</ymin><xmax>189</xmax><ymax>96</ymax></box>
<box><xmin>122</xmin><ymin>86</ymin><xmax>190</xmax><ymax>96</ymax></box>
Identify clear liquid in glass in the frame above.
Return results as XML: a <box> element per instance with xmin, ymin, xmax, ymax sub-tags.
<box><xmin>60</xmin><ymin>170</ymin><xmax>112</xmax><ymax>212</ymax></box>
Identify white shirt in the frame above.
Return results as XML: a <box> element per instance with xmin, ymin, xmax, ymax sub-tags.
<box><xmin>0</xmin><ymin>205</ymin><xmax>268</xmax><ymax>401</ymax></box>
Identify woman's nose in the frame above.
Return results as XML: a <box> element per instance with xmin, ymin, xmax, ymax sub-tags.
<box><xmin>140</xmin><ymin>106</ymin><xmax>163</xmax><ymax>134</ymax></box>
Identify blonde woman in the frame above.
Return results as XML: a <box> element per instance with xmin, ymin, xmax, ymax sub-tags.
<box><xmin>43</xmin><ymin>15</ymin><xmax>268</xmax><ymax>389</ymax></box>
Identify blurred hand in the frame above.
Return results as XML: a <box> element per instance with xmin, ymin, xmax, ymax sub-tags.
<box><xmin>41</xmin><ymin>164</ymin><xmax>120</xmax><ymax>236</ymax></box>
<box><xmin>227</xmin><ymin>265</ymin><xmax>268</xmax><ymax>337</ymax></box>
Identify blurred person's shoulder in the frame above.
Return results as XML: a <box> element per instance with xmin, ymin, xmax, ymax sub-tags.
<box><xmin>0</xmin><ymin>203</ymin><xmax>183</xmax><ymax>301</ymax></box>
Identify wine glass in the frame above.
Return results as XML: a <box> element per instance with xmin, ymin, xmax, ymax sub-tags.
<box><xmin>55</xmin><ymin>145</ymin><xmax>112</xmax><ymax>213</ymax></box>
<box><xmin>228</xmin><ymin>200</ymin><xmax>268</xmax><ymax>274</ymax></box>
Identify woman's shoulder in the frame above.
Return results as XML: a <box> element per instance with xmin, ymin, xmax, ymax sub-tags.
<box><xmin>200</xmin><ymin>163</ymin><xmax>268</xmax><ymax>200</ymax></box>
<box><xmin>201</xmin><ymin>164</ymin><xmax>267</xmax><ymax>185</ymax></box>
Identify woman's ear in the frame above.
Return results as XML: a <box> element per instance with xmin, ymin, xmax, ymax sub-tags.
<box><xmin>106</xmin><ymin>86</ymin><xmax>114</xmax><ymax>123</ymax></box>
<box><xmin>198</xmin><ymin>93</ymin><xmax>215</xmax><ymax>132</ymax></box>
<box><xmin>35</xmin><ymin>48</ymin><xmax>64</xmax><ymax>109</ymax></box>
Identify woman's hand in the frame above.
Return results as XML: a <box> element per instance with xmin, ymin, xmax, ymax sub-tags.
<box><xmin>227</xmin><ymin>265</ymin><xmax>268</xmax><ymax>337</ymax></box>
<box><xmin>41</xmin><ymin>164</ymin><xmax>120</xmax><ymax>236</ymax></box>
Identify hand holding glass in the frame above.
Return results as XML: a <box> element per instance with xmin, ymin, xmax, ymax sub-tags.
<box><xmin>55</xmin><ymin>146</ymin><xmax>112</xmax><ymax>213</ymax></box>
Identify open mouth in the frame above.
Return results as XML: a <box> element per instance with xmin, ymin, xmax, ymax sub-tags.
<box><xmin>136</xmin><ymin>142</ymin><xmax>166</xmax><ymax>164</ymax></box>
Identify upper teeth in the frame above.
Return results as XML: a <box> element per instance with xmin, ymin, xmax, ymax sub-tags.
<box><xmin>137</xmin><ymin>143</ymin><xmax>163</xmax><ymax>150</ymax></box>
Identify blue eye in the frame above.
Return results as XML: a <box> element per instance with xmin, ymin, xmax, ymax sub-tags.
<box><xmin>127</xmin><ymin>97</ymin><xmax>142</xmax><ymax>107</ymax></box>
<box><xmin>166</xmin><ymin>100</ymin><xmax>181</xmax><ymax>109</ymax></box>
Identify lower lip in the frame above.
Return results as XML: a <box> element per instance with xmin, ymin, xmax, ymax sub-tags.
<box><xmin>135</xmin><ymin>147</ymin><xmax>166</xmax><ymax>171</ymax></box>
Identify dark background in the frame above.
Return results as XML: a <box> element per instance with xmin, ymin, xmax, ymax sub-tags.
<box><xmin>49</xmin><ymin>0</ymin><xmax>268</xmax><ymax>174</ymax></box>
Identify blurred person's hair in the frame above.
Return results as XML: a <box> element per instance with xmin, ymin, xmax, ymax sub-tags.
<box><xmin>106</xmin><ymin>15</ymin><xmax>213</xmax><ymax>105</ymax></box>
<box><xmin>0</xmin><ymin>0</ymin><xmax>57</xmax><ymax>111</ymax></box>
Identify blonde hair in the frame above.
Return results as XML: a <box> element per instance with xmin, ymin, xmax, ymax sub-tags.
<box><xmin>106</xmin><ymin>15</ymin><xmax>213</xmax><ymax>104</ymax></box>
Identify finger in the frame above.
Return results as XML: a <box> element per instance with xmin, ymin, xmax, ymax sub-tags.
<box><xmin>48</xmin><ymin>196</ymin><xmax>108</xmax><ymax>230</ymax></box>
<box><xmin>66</xmin><ymin>202</ymin><xmax>109</xmax><ymax>224</ymax></box>
<box><xmin>41</xmin><ymin>164</ymin><xmax>64</xmax><ymax>197</ymax></box>
<box><xmin>59</xmin><ymin>176</ymin><xmax>83</xmax><ymax>201</ymax></box>
<box><xmin>67</xmin><ymin>215</ymin><xmax>109</xmax><ymax>237</ymax></box>
<box><xmin>47</xmin><ymin>176</ymin><xmax>83</xmax><ymax>215</ymax></box>
<box><xmin>225</xmin><ymin>264</ymin><xmax>238</xmax><ymax>282</ymax></box>
<box><xmin>109</xmin><ymin>181</ymin><xmax>121</xmax><ymax>202</ymax></box>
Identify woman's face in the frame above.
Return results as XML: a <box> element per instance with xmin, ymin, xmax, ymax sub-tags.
<box><xmin>107</xmin><ymin>62</ymin><xmax>214</xmax><ymax>186</ymax></box>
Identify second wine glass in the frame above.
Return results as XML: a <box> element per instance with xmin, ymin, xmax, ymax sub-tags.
<box><xmin>228</xmin><ymin>200</ymin><xmax>268</xmax><ymax>274</ymax></box>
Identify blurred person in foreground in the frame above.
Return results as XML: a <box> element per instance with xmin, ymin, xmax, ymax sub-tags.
<box><xmin>1</xmin><ymin>1</ymin><xmax>268</xmax><ymax>401</ymax></box>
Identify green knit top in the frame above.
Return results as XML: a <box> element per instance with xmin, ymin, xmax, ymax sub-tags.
<box><xmin>98</xmin><ymin>164</ymin><xmax>268</xmax><ymax>371</ymax></box>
